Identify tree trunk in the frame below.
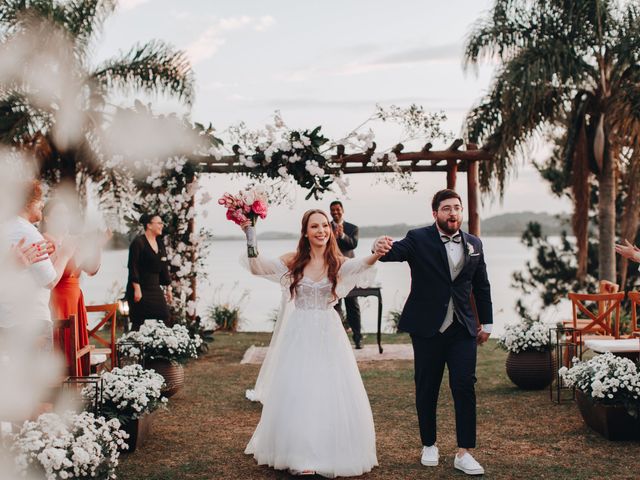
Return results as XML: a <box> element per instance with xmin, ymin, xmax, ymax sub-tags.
<box><xmin>597</xmin><ymin>143</ymin><xmax>616</xmax><ymax>282</ymax></box>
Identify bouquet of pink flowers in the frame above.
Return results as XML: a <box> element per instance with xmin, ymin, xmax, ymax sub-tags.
<box><xmin>219</xmin><ymin>187</ymin><xmax>268</xmax><ymax>257</ymax></box>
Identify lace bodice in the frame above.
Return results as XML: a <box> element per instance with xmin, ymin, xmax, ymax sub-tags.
<box><xmin>294</xmin><ymin>277</ymin><xmax>336</xmax><ymax>310</ymax></box>
<box><xmin>243</xmin><ymin>254</ymin><xmax>375</xmax><ymax>308</ymax></box>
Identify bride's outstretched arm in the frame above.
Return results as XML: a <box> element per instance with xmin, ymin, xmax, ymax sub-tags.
<box><xmin>239</xmin><ymin>221</ymin><xmax>291</xmax><ymax>280</ymax></box>
<box><xmin>358</xmin><ymin>235</ymin><xmax>392</xmax><ymax>265</ymax></box>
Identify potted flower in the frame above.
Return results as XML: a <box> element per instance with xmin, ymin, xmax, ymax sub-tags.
<box><xmin>497</xmin><ymin>319</ymin><xmax>554</xmax><ymax>389</ymax></box>
<box><xmin>559</xmin><ymin>352</ymin><xmax>640</xmax><ymax>440</ymax></box>
<box><xmin>83</xmin><ymin>364</ymin><xmax>168</xmax><ymax>452</ymax></box>
<box><xmin>118</xmin><ymin>320</ymin><xmax>202</xmax><ymax>397</ymax></box>
<box><xmin>10</xmin><ymin>411</ymin><xmax>128</xmax><ymax>479</ymax></box>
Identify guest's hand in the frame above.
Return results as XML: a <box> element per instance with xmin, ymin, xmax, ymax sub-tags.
<box><xmin>615</xmin><ymin>239</ymin><xmax>640</xmax><ymax>263</ymax></box>
<box><xmin>59</xmin><ymin>235</ymin><xmax>79</xmax><ymax>259</ymax></box>
<box><xmin>43</xmin><ymin>240</ymin><xmax>56</xmax><ymax>257</ymax></box>
<box><xmin>11</xmin><ymin>238</ymin><xmax>49</xmax><ymax>267</ymax></box>
<box><xmin>133</xmin><ymin>284</ymin><xmax>143</xmax><ymax>303</ymax></box>
<box><xmin>335</xmin><ymin>223</ymin><xmax>344</xmax><ymax>237</ymax></box>
<box><xmin>477</xmin><ymin>327</ymin><xmax>490</xmax><ymax>346</ymax></box>
<box><xmin>99</xmin><ymin>228</ymin><xmax>113</xmax><ymax>247</ymax></box>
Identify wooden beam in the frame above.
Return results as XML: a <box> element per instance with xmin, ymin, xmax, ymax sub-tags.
<box><xmin>196</xmin><ymin>162</ymin><xmax>470</xmax><ymax>175</ymax></box>
<box><xmin>466</xmin><ymin>144</ymin><xmax>481</xmax><ymax>237</ymax></box>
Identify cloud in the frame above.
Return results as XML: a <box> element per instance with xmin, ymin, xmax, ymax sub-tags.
<box><xmin>255</xmin><ymin>15</ymin><xmax>276</xmax><ymax>32</ymax></box>
<box><xmin>185</xmin><ymin>15</ymin><xmax>276</xmax><ymax>65</ymax></box>
<box><xmin>119</xmin><ymin>0</ymin><xmax>152</xmax><ymax>12</ymax></box>
<box><xmin>280</xmin><ymin>42</ymin><xmax>462</xmax><ymax>82</ymax></box>
<box><xmin>259</xmin><ymin>96</ymin><xmax>444</xmax><ymax>109</ymax></box>
<box><xmin>186</xmin><ymin>30</ymin><xmax>227</xmax><ymax>64</ymax></box>
<box><xmin>371</xmin><ymin>43</ymin><xmax>461</xmax><ymax>65</ymax></box>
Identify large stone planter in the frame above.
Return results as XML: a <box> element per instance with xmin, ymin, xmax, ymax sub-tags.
<box><xmin>575</xmin><ymin>390</ymin><xmax>640</xmax><ymax>441</ymax></box>
<box><xmin>505</xmin><ymin>350</ymin><xmax>555</xmax><ymax>390</ymax></box>
<box><xmin>146</xmin><ymin>360</ymin><xmax>184</xmax><ymax>398</ymax></box>
<box><xmin>121</xmin><ymin>411</ymin><xmax>155</xmax><ymax>453</ymax></box>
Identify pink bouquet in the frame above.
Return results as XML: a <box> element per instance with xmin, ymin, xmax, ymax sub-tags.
<box><xmin>219</xmin><ymin>188</ymin><xmax>268</xmax><ymax>257</ymax></box>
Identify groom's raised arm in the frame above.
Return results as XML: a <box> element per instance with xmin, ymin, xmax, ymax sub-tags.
<box><xmin>471</xmin><ymin>239</ymin><xmax>493</xmax><ymax>326</ymax></box>
<box><xmin>377</xmin><ymin>231</ymin><xmax>415</xmax><ymax>263</ymax></box>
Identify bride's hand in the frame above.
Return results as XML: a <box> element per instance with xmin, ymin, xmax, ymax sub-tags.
<box><xmin>240</xmin><ymin>220</ymin><xmax>252</xmax><ymax>232</ymax></box>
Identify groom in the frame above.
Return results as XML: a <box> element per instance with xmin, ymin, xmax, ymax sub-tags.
<box><xmin>374</xmin><ymin>189</ymin><xmax>492</xmax><ymax>476</ymax></box>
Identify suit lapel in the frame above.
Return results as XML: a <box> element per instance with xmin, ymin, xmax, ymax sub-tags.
<box><xmin>459</xmin><ymin>231</ymin><xmax>473</xmax><ymax>275</ymax></box>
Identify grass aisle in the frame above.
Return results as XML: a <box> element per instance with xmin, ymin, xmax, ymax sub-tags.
<box><xmin>119</xmin><ymin>333</ymin><xmax>640</xmax><ymax>479</ymax></box>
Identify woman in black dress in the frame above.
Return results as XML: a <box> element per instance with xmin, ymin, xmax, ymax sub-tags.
<box><xmin>126</xmin><ymin>214</ymin><xmax>173</xmax><ymax>330</ymax></box>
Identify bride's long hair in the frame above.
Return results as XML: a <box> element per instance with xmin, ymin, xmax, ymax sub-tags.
<box><xmin>287</xmin><ymin>209</ymin><xmax>343</xmax><ymax>300</ymax></box>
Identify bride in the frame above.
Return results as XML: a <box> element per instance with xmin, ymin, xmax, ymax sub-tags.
<box><xmin>241</xmin><ymin>209</ymin><xmax>387</xmax><ymax>477</ymax></box>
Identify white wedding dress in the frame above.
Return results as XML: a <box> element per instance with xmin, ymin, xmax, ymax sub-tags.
<box><xmin>243</xmin><ymin>256</ymin><xmax>378</xmax><ymax>478</ymax></box>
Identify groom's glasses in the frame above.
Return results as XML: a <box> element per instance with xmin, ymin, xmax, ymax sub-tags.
<box><xmin>439</xmin><ymin>206</ymin><xmax>463</xmax><ymax>214</ymax></box>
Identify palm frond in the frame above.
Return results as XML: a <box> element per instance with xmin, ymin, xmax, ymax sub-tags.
<box><xmin>0</xmin><ymin>90</ymin><xmax>51</xmax><ymax>144</ymax></box>
<box><xmin>0</xmin><ymin>1</ymin><xmax>67</xmax><ymax>33</ymax></box>
<box><xmin>64</xmin><ymin>0</ymin><xmax>116</xmax><ymax>58</ymax></box>
<box><xmin>91</xmin><ymin>40</ymin><xmax>195</xmax><ymax>105</ymax></box>
<box><xmin>465</xmin><ymin>41</ymin><xmax>585</xmax><ymax>194</ymax></box>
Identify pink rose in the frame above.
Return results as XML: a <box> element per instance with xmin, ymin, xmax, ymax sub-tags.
<box><xmin>218</xmin><ymin>193</ymin><xmax>235</xmax><ymax>208</ymax></box>
<box><xmin>230</xmin><ymin>208</ymin><xmax>248</xmax><ymax>225</ymax></box>
<box><xmin>252</xmin><ymin>200</ymin><xmax>268</xmax><ymax>219</ymax></box>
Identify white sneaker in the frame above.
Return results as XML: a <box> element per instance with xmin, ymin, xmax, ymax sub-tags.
<box><xmin>421</xmin><ymin>445</ymin><xmax>439</xmax><ymax>466</ymax></box>
<box><xmin>454</xmin><ymin>452</ymin><xmax>485</xmax><ymax>475</ymax></box>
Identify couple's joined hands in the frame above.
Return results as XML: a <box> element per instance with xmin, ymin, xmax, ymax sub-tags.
<box><xmin>373</xmin><ymin>236</ymin><xmax>393</xmax><ymax>256</ymax></box>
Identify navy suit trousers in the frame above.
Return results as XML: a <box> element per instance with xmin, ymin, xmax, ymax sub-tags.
<box><xmin>410</xmin><ymin>319</ymin><xmax>477</xmax><ymax>448</ymax></box>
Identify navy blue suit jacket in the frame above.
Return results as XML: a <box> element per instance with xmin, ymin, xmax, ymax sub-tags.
<box><xmin>379</xmin><ymin>224</ymin><xmax>493</xmax><ymax>338</ymax></box>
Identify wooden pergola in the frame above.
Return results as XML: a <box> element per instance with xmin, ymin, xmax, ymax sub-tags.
<box><xmin>187</xmin><ymin>140</ymin><xmax>494</xmax><ymax>344</ymax></box>
<box><xmin>191</xmin><ymin>139</ymin><xmax>493</xmax><ymax>236</ymax></box>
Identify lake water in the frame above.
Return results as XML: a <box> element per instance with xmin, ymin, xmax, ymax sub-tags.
<box><xmin>80</xmin><ymin>236</ymin><xmax>566</xmax><ymax>336</ymax></box>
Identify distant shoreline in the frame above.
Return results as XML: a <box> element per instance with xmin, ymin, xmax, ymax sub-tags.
<box><xmin>107</xmin><ymin>211</ymin><xmax>571</xmax><ymax>248</ymax></box>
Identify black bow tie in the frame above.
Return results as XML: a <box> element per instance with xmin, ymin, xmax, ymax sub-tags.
<box><xmin>441</xmin><ymin>233</ymin><xmax>461</xmax><ymax>244</ymax></box>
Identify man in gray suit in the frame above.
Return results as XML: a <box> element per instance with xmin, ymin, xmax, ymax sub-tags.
<box><xmin>330</xmin><ymin>200</ymin><xmax>362</xmax><ymax>349</ymax></box>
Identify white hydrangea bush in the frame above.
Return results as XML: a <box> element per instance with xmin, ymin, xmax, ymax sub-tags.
<box><xmin>83</xmin><ymin>364</ymin><xmax>167</xmax><ymax>421</ymax></box>
<box><xmin>497</xmin><ymin>320</ymin><xmax>551</xmax><ymax>353</ymax></box>
<box><xmin>11</xmin><ymin>411</ymin><xmax>128</xmax><ymax>480</ymax></box>
<box><xmin>559</xmin><ymin>352</ymin><xmax>640</xmax><ymax>412</ymax></box>
<box><xmin>119</xmin><ymin>320</ymin><xmax>202</xmax><ymax>364</ymax></box>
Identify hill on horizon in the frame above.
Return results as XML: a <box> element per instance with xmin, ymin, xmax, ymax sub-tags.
<box><xmin>210</xmin><ymin>211</ymin><xmax>571</xmax><ymax>241</ymax></box>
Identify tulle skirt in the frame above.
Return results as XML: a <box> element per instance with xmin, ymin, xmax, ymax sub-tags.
<box><xmin>245</xmin><ymin>308</ymin><xmax>378</xmax><ymax>478</ymax></box>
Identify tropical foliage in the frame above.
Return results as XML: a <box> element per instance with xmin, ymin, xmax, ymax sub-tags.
<box><xmin>0</xmin><ymin>0</ymin><xmax>194</xmax><ymax>192</ymax></box>
<box><xmin>464</xmin><ymin>0</ymin><xmax>640</xmax><ymax>282</ymax></box>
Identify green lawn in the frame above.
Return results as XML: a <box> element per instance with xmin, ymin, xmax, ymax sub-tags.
<box><xmin>118</xmin><ymin>332</ymin><xmax>640</xmax><ymax>479</ymax></box>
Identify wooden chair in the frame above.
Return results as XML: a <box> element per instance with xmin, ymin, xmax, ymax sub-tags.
<box><xmin>567</xmin><ymin>292</ymin><xmax>625</xmax><ymax>342</ymax></box>
<box><xmin>86</xmin><ymin>303</ymin><xmax>119</xmax><ymax>371</ymax></box>
<box><xmin>563</xmin><ymin>280</ymin><xmax>620</xmax><ymax>332</ymax></box>
<box><xmin>627</xmin><ymin>291</ymin><xmax>640</xmax><ymax>338</ymax></box>
<box><xmin>52</xmin><ymin>315</ymin><xmax>93</xmax><ymax>377</ymax></box>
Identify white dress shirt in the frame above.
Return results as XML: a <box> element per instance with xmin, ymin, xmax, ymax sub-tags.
<box><xmin>437</xmin><ymin>227</ymin><xmax>492</xmax><ymax>335</ymax></box>
<box><xmin>0</xmin><ymin>217</ymin><xmax>56</xmax><ymax>328</ymax></box>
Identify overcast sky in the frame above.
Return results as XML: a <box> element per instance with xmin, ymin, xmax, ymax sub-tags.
<box><xmin>96</xmin><ymin>0</ymin><xmax>572</xmax><ymax>236</ymax></box>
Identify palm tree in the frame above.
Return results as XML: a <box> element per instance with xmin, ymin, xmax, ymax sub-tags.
<box><xmin>463</xmin><ymin>0</ymin><xmax>640</xmax><ymax>283</ymax></box>
<box><xmin>0</xmin><ymin>0</ymin><xmax>194</xmax><ymax>189</ymax></box>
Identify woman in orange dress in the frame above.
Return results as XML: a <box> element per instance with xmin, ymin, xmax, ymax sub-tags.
<box><xmin>43</xmin><ymin>199</ymin><xmax>109</xmax><ymax>376</ymax></box>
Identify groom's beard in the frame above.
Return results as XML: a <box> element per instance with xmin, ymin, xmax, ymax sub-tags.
<box><xmin>436</xmin><ymin>216</ymin><xmax>462</xmax><ymax>235</ymax></box>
